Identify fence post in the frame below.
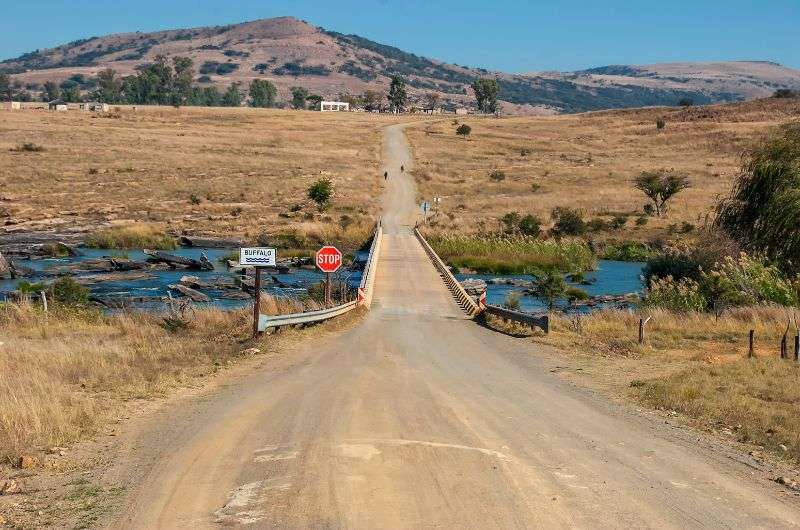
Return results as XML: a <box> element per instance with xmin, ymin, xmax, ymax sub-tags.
<box><xmin>748</xmin><ymin>330</ymin><xmax>755</xmax><ymax>358</ymax></box>
<box><xmin>40</xmin><ymin>290</ymin><xmax>48</xmax><ymax>321</ymax></box>
<box><xmin>781</xmin><ymin>335</ymin><xmax>787</xmax><ymax>359</ymax></box>
<box><xmin>795</xmin><ymin>332</ymin><xmax>800</xmax><ymax>362</ymax></box>
<box><xmin>638</xmin><ymin>316</ymin><xmax>651</xmax><ymax>345</ymax></box>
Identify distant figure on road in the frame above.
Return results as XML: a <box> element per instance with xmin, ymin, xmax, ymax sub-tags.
<box><xmin>384</xmin><ymin>171</ymin><xmax>388</xmax><ymax>180</ymax></box>
<box><xmin>401</xmin><ymin>165</ymin><xmax>405</xmax><ymax>172</ymax></box>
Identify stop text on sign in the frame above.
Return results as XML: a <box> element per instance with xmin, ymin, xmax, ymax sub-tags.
<box><xmin>316</xmin><ymin>246</ymin><xmax>342</xmax><ymax>273</ymax></box>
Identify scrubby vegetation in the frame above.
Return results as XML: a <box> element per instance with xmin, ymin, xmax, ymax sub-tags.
<box><xmin>427</xmin><ymin>234</ymin><xmax>595</xmax><ymax>274</ymax></box>
<box><xmin>84</xmin><ymin>224</ymin><xmax>177</xmax><ymax>250</ymax></box>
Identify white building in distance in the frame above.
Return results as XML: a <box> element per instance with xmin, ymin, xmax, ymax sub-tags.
<box><xmin>319</xmin><ymin>101</ymin><xmax>350</xmax><ymax>112</ymax></box>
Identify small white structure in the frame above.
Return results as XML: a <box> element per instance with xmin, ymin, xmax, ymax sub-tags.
<box><xmin>454</xmin><ymin>108</ymin><xmax>468</xmax><ymax>116</ymax></box>
<box><xmin>8</xmin><ymin>102</ymin><xmax>21</xmax><ymax>110</ymax></box>
<box><xmin>319</xmin><ymin>101</ymin><xmax>350</xmax><ymax>112</ymax></box>
<box><xmin>49</xmin><ymin>99</ymin><xmax>68</xmax><ymax>112</ymax></box>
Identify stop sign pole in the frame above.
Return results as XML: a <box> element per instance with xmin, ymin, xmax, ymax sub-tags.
<box><xmin>316</xmin><ymin>246</ymin><xmax>342</xmax><ymax>306</ymax></box>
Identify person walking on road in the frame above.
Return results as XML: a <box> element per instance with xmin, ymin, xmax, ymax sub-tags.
<box><xmin>400</xmin><ymin>165</ymin><xmax>405</xmax><ymax>173</ymax></box>
<box><xmin>384</xmin><ymin>171</ymin><xmax>388</xmax><ymax>180</ymax></box>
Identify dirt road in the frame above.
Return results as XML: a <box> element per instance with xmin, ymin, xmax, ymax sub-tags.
<box><xmin>113</xmin><ymin>124</ymin><xmax>799</xmax><ymax>529</ymax></box>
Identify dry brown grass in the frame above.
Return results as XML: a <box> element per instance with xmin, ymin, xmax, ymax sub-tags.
<box><xmin>0</xmin><ymin>106</ymin><xmax>404</xmax><ymax>241</ymax></box>
<box><xmin>491</xmin><ymin>306</ymin><xmax>800</xmax><ymax>463</ymax></box>
<box><xmin>0</xmin><ymin>302</ymin><xmax>251</xmax><ymax>464</ymax></box>
<box><xmin>407</xmin><ymin>98</ymin><xmax>800</xmax><ymax>241</ymax></box>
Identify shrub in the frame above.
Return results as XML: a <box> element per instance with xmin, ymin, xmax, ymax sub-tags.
<box><xmin>565</xmin><ymin>286</ymin><xmax>589</xmax><ymax>304</ymax></box>
<box><xmin>12</xmin><ymin>143</ymin><xmax>44</xmax><ymax>152</ymax></box>
<box><xmin>700</xmin><ymin>253</ymin><xmax>800</xmax><ymax>308</ymax></box>
<box><xmin>635</xmin><ymin>215</ymin><xmax>649</xmax><ymax>226</ymax></box>
<box><xmin>643</xmin><ymin>276</ymin><xmax>707</xmax><ymax>312</ymax></box>
<box><xmin>656</xmin><ymin>118</ymin><xmax>666</xmax><ymax>130</ymax></box>
<box><xmin>643</xmin><ymin>232</ymin><xmax>737</xmax><ymax>283</ymax></box>
<box><xmin>551</xmin><ymin>207</ymin><xmax>585</xmax><ymax>236</ymax></box>
<box><xmin>518</xmin><ymin>214</ymin><xmax>541</xmax><ymax>237</ymax></box>
<box><xmin>456</xmin><ymin>124</ymin><xmax>471</xmax><ymax>138</ymax></box>
<box><xmin>532</xmin><ymin>269</ymin><xmax>567</xmax><ymax>309</ymax></box>
<box><xmin>587</xmin><ymin>218</ymin><xmax>609</xmax><ymax>232</ymax></box>
<box><xmin>189</xmin><ymin>193</ymin><xmax>201</xmax><ymax>205</ymax></box>
<box><xmin>308</xmin><ymin>178</ymin><xmax>333</xmax><ymax>209</ymax></box>
<box><xmin>500</xmin><ymin>211</ymin><xmax>520</xmax><ymax>233</ymax></box>
<box><xmin>610</xmin><ymin>215</ymin><xmax>628</xmax><ymax>230</ymax></box>
<box><xmin>489</xmin><ymin>170</ymin><xmax>506</xmax><ymax>182</ymax></box>
<box><xmin>773</xmin><ymin>89</ymin><xmax>798</xmax><ymax>99</ymax></box>
<box><xmin>602</xmin><ymin>241</ymin><xmax>656</xmax><ymax>262</ymax></box>
<box><xmin>48</xmin><ymin>277</ymin><xmax>90</xmax><ymax>306</ymax></box>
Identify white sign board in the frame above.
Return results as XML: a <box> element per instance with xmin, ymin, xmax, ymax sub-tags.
<box><xmin>240</xmin><ymin>247</ymin><xmax>276</xmax><ymax>267</ymax></box>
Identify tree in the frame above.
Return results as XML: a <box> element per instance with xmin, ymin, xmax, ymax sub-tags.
<box><xmin>677</xmin><ymin>97</ymin><xmax>694</xmax><ymax>107</ymax></box>
<box><xmin>306</xmin><ymin>94</ymin><xmax>323</xmax><ymax>110</ymax></box>
<box><xmin>634</xmin><ymin>170</ymin><xmax>690</xmax><ymax>217</ymax></box>
<box><xmin>387</xmin><ymin>75</ymin><xmax>408</xmax><ymax>112</ymax></box>
<box><xmin>221</xmin><ymin>82</ymin><xmax>243</xmax><ymax>107</ymax></box>
<box><xmin>95</xmin><ymin>68</ymin><xmax>122</xmax><ymax>103</ymax></box>
<box><xmin>361</xmin><ymin>90</ymin><xmax>382</xmax><ymax>111</ymax></box>
<box><xmin>773</xmin><ymin>88</ymin><xmax>799</xmax><ymax>99</ymax></box>
<box><xmin>249</xmin><ymin>79</ymin><xmax>277</xmax><ymax>108</ymax></box>
<box><xmin>308</xmin><ymin>178</ymin><xmax>333</xmax><ymax>209</ymax></box>
<box><xmin>425</xmin><ymin>92</ymin><xmax>440</xmax><ymax>110</ymax></box>
<box><xmin>532</xmin><ymin>269</ymin><xmax>567</xmax><ymax>310</ymax></box>
<box><xmin>171</xmin><ymin>57</ymin><xmax>194</xmax><ymax>107</ymax></box>
<box><xmin>291</xmin><ymin>86</ymin><xmax>308</xmax><ymax>109</ymax></box>
<box><xmin>0</xmin><ymin>74</ymin><xmax>11</xmax><ymax>101</ymax></box>
<box><xmin>551</xmin><ymin>207</ymin><xmax>585</xmax><ymax>236</ymax></box>
<box><xmin>472</xmin><ymin>78</ymin><xmax>500</xmax><ymax>114</ymax></box>
<box><xmin>715</xmin><ymin>122</ymin><xmax>800</xmax><ymax>273</ymax></box>
<box><xmin>61</xmin><ymin>85</ymin><xmax>82</xmax><ymax>103</ymax></box>
<box><xmin>456</xmin><ymin>124</ymin><xmax>471</xmax><ymax>138</ymax></box>
<box><xmin>43</xmin><ymin>80</ymin><xmax>60</xmax><ymax>101</ymax></box>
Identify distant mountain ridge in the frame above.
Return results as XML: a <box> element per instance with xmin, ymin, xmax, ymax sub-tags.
<box><xmin>3</xmin><ymin>16</ymin><xmax>799</xmax><ymax>114</ymax></box>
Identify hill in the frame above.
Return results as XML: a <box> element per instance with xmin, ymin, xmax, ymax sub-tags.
<box><xmin>2</xmin><ymin>16</ymin><xmax>800</xmax><ymax>114</ymax></box>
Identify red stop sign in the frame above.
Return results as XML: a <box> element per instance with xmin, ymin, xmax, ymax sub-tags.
<box><xmin>316</xmin><ymin>246</ymin><xmax>342</xmax><ymax>273</ymax></box>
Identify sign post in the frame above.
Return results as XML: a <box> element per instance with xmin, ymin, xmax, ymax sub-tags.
<box><xmin>316</xmin><ymin>246</ymin><xmax>342</xmax><ymax>307</ymax></box>
<box><xmin>240</xmin><ymin>247</ymin><xmax>276</xmax><ymax>337</ymax></box>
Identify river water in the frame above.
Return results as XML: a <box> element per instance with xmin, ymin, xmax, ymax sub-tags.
<box><xmin>0</xmin><ymin>247</ymin><xmax>366</xmax><ymax>310</ymax></box>
<box><xmin>456</xmin><ymin>260</ymin><xmax>645</xmax><ymax>313</ymax></box>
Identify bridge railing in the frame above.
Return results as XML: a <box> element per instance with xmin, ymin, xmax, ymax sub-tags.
<box><xmin>414</xmin><ymin>227</ymin><xmax>549</xmax><ymax>333</ymax></box>
<box><xmin>414</xmin><ymin>227</ymin><xmax>480</xmax><ymax>316</ymax></box>
<box><xmin>258</xmin><ymin>220</ymin><xmax>383</xmax><ymax>331</ymax></box>
<box><xmin>481</xmin><ymin>303</ymin><xmax>549</xmax><ymax>334</ymax></box>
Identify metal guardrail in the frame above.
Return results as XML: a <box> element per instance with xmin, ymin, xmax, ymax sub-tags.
<box><xmin>259</xmin><ymin>300</ymin><xmax>358</xmax><ymax>330</ymax></box>
<box><xmin>414</xmin><ymin>227</ymin><xmax>480</xmax><ymax>316</ymax></box>
<box><xmin>258</xmin><ymin>221</ymin><xmax>383</xmax><ymax>331</ymax></box>
<box><xmin>482</xmin><ymin>304</ymin><xmax>550</xmax><ymax>334</ymax></box>
<box><xmin>358</xmin><ymin>220</ymin><xmax>382</xmax><ymax>308</ymax></box>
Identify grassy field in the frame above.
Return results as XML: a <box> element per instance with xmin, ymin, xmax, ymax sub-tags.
<box><xmin>0</xmin><ymin>295</ymin><xmax>355</xmax><ymax>465</ymax></box>
<box><xmin>488</xmin><ymin>306</ymin><xmax>800</xmax><ymax>464</ymax></box>
<box><xmin>0</xmin><ymin>106</ymin><xmax>402</xmax><ymax>244</ymax></box>
<box><xmin>408</xmin><ymin>98</ymin><xmax>800</xmax><ymax>242</ymax></box>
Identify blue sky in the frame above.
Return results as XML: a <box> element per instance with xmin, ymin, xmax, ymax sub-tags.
<box><xmin>1</xmin><ymin>0</ymin><xmax>798</xmax><ymax>72</ymax></box>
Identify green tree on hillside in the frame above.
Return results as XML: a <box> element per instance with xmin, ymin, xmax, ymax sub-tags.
<box><xmin>308</xmin><ymin>178</ymin><xmax>333</xmax><ymax>209</ymax></box>
<box><xmin>249</xmin><ymin>79</ymin><xmax>277</xmax><ymax>108</ymax></box>
<box><xmin>291</xmin><ymin>86</ymin><xmax>308</xmax><ymax>109</ymax></box>
<box><xmin>221</xmin><ymin>82</ymin><xmax>243</xmax><ymax>107</ymax></box>
<box><xmin>387</xmin><ymin>75</ymin><xmax>408</xmax><ymax>112</ymax></box>
<box><xmin>472</xmin><ymin>78</ymin><xmax>500</xmax><ymax>114</ymax></box>
<box><xmin>43</xmin><ymin>80</ymin><xmax>60</xmax><ymax>102</ymax></box>
<box><xmin>634</xmin><ymin>170</ymin><xmax>690</xmax><ymax>217</ymax></box>
<box><xmin>171</xmin><ymin>57</ymin><xmax>194</xmax><ymax>107</ymax></box>
<box><xmin>95</xmin><ymin>68</ymin><xmax>122</xmax><ymax>103</ymax></box>
<box><xmin>61</xmin><ymin>85</ymin><xmax>82</xmax><ymax>103</ymax></box>
<box><xmin>306</xmin><ymin>94</ymin><xmax>323</xmax><ymax>110</ymax></box>
<box><xmin>0</xmin><ymin>74</ymin><xmax>11</xmax><ymax>101</ymax></box>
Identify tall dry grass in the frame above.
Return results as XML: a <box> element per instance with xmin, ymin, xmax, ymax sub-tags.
<box><xmin>84</xmin><ymin>223</ymin><xmax>177</xmax><ymax>250</ymax></box>
<box><xmin>0</xmin><ymin>302</ymin><xmax>249</xmax><ymax>463</ymax></box>
<box><xmin>541</xmin><ymin>306</ymin><xmax>800</xmax><ymax>463</ymax></box>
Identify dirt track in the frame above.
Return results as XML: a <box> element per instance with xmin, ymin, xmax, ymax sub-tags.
<box><xmin>110</xmin><ymin>124</ymin><xmax>800</xmax><ymax>529</ymax></box>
